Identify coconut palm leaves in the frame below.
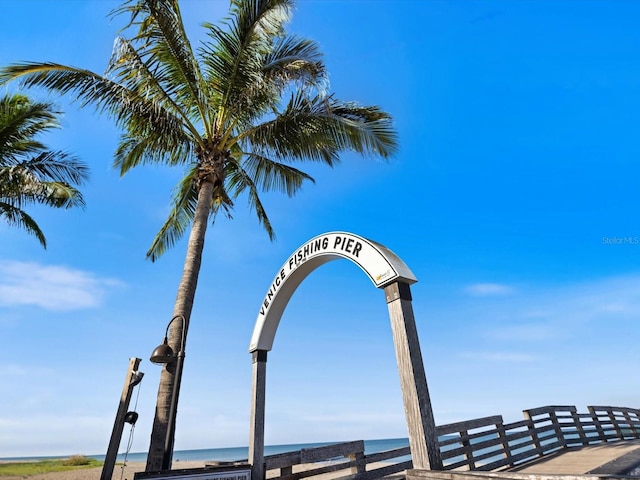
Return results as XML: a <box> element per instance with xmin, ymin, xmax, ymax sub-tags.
<box><xmin>0</xmin><ymin>0</ymin><xmax>397</xmax><ymax>470</ymax></box>
<box><xmin>0</xmin><ymin>0</ymin><xmax>396</xmax><ymax>260</ymax></box>
<box><xmin>0</xmin><ymin>94</ymin><xmax>88</xmax><ymax>248</ymax></box>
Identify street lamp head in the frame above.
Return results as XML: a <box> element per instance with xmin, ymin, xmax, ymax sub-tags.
<box><xmin>150</xmin><ymin>338</ymin><xmax>175</xmax><ymax>364</ymax></box>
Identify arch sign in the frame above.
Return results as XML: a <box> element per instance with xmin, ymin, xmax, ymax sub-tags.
<box><xmin>247</xmin><ymin>232</ymin><xmax>442</xmax><ymax>480</ymax></box>
<box><xmin>249</xmin><ymin>231</ymin><xmax>417</xmax><ymax>352</ymax></box>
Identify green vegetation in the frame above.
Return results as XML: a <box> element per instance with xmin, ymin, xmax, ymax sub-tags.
<box><xmin>0</xmin><ymin>93</ymin><xmax>88</xmax><ymax>248</ymax></box>
<box><xmin>0</xmin><ymin>456</ymin><xmax>102</xmax><ymax>476</ymax></box>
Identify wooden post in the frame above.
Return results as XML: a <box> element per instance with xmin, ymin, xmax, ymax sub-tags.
<box><xmin>588</xmin><ymin>406</ymin><xmax>607</xmax><ymax>442</ymax></box>
<box><xmin>549</xmin><ymin>410</ymin><xmax>566</xmax><ymax>448</ymax></box>
<box><xmin>522</xmin><ymin>410</ymin><xmax>543</xmax><ymax>457</ymax></box>
<box><xmin>249</xmin><ymin>350</ymin><xmax>268</xmax><ymax>480</ymax></box>
<box><xmin>570</xmin><ymin>409</ymin><xmax>588</xmax><ymax>445</ymax></box>
<box><xmin>348</xmin><ymin>452</ymin><xmax>366</xmax><ymax>475</ymax></box>
<box><xmin>385</xmin><ymin>281</ymin><xmax>442</xmax><ymax>470</ymax></box>
<box><xmin>624</xmin><ymin>410</ymin><xmax>639</xmax><ymax>438</ymax></box>
<box><xmin>101</xmin><ymin>357</ymin><xmax>142</xmax><ymax>480</ymax></box>
<box><xmin>460</xmin><ymin>430</ymin><xmax>475</xmax><ymax>470</ymax></box>
<box><xmin>496</xmin><ymin>421</ymin><xmax>513</xmax><ymax>467</ymax></box>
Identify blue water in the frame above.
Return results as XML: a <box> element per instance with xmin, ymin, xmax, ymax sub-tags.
<box><xmin>1</xmin><ymin>438</ymin><xmax>410</xmax><ymax>463</ymax></box>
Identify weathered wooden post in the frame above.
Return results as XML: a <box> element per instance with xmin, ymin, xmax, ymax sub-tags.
<box><xmin>249</xmin><ymin>350</ymin><xmax>268</xmax><ymax>480</ymax></box>
<box><xmin>385</xmin><ymin>281</ymin><xmax>442</xmax><ymax>470</ymax></box>
<box><xmin>101</xmin><ymin>357</ymin><xmax>143</xmax><ymax>480</ymax></box>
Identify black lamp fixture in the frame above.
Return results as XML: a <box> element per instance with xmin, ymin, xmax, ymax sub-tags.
<box><xmin>150</xmin><ymin>337</ymin><xmax>175</xmax><ymax>364</ymax></box>
<box><xmin>150</xmin><ymin>314</ymin><xmax>187</xmax><ymax>471</ymax></box>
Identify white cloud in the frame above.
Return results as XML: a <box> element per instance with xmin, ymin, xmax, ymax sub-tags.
<box><xmin>464</xmin><ymin>283</ymin><xmax>515</xmax><ymax>297</ymax></box>
<box><xmin>0</xmin><ymin>261</ymin><xmax>123</xmax><ymax>311</ymax></box>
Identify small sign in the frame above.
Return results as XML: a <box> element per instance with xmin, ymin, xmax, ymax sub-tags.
<box><xmin>134</xmin><ymin>465</ymin><xmax>251</xmax><ymax>480</ymax></box>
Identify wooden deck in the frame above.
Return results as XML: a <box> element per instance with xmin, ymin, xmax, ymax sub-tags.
<box><xmin>506</xmin><ymin>439</ymin><xmax>640</xmax><ymax>475</ymax></box>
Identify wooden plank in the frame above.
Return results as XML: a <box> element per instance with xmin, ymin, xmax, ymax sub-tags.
<box><xmin>265</xmin><ymin>451</ymin><xmax>302</xmax><ymax>470</ymax></box>
<box><xmin>524</xmin><ymin>405</ymin><xmax>577</xmax><ymax>418</ymax></box>
<box><xmin>275</xmin><ymin>459</ymin><xmax>358</xmax><ymax>480</ymax></box>
<box><xmin>364</xmin><ymin>446</ymin><xmax>411</xmax><ymax>463</ymax></box>
<box><xmin>338</xmin><ymin>460</ymin><xmax>414</xmax><ymax>480</ymax></box>
<box><xmin>503</xmin><ymin>429</ymin><xmax>536</xmax><ymax>443</ymax></box>
<box><xmin>502</xmin><ymin>419</ymin><xmax>532</xmax><ymax>430</ymax></box>
<box><xmin>437</xmin><ymin>416</ymin><xmax>503</xmax><ymax>436</ymax></box>
<box><xmin>466</xmin><ymin>446</ymin><xmax>510</xmax><ymax>465</ymax></box>
<box><xmin>300</xmin><ymin>441</ymin><xmax>364</xmax><ymax>463</ymax></box>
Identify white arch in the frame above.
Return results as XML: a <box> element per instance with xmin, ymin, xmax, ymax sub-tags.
<box><xmin>248</xmin><ymin>231</ymin><xmax>442</xmax><ymax>478</ymax></box>
<box><xmin>249</xmin><ymin>231</ymin><xmax>417</xmax><ymax>352</ymax></box>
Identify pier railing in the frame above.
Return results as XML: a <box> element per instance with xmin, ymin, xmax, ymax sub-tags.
<box><xmin>263</xmin><ymin>440</ymin><xmax>410</xmax><ymax>480</ymax></box>
<box><xmin>436</xmin><ymin>405</ymin><xmax>640</xmax><ymax>471</ymax></box>
<box><xmin>264</xmin><ymin>405</ymin><xmax>640</xmax><ymax>480</ymax></box>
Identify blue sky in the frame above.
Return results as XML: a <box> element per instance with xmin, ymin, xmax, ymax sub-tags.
<box><xmin>1</xmin><ymin>0</ymin><xmax>640</xmax><ymax>458</ymax></box>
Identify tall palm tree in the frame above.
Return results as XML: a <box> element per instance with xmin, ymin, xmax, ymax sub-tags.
<box><xmin>0</xmin><ymin>93</ymin><xmax>87</xmax><ymax>248</ymax></box>
<box><xmin>0</xmin><ymin>0</ymin><xmax>398</xmax><ymax>470</ymax></box>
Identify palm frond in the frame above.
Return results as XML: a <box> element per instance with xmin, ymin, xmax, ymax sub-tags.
<box><xmin>146</xmin><ymin>164</ymin><xmax>199</xmax><ymax>261</ymax></box>
<box><xmin>0</xmin><ymin>94</ymin><xmax>61</xmax><ymax>162</ymax></box>
<box><xmin>228</xmin><ymin>151</ymin><xmax>314</xmax><ymax>197</ymax></box>
<box><xmin>262</xmin><ymin>35</ymin><xmax>327</xmax><ymax>93</ymax></box>
<box><xmin>200</xmin><ymin>0</ymin><xmax>294</xmax><ymax>129</ymax></box>
<box><xmin>241</xmin><ymin>92</ymin><xmax>397</xmax><ymax>163</ymax></box>
<box><xmin>0</xmin><ymin>201</ymin><xmax>47</xmax><ymax>247</ymax></box>
<box><xmin>113</xmin><ymin>0</ymin><xmax>210</xmax><ymax>132</ymax></box>
<box><xmin>225</xmin><ymin>158</ymin><xmax>275</xmax><ymax>240</ymax></box>
<box><xmin>16</xmin><ymin>151</ymin><xmax>89</xmax><ymax>185</ymax></box>
<box><xmin>0</xmin><ymin>63</ymin><xmax>189</xmax><ymax>139</ymax></box>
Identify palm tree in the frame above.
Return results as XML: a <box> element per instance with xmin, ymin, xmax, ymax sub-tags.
<box><xmin>0</xmin><ymin>93</ymin><xmax>87</xmax><ymax>248</ymax></box>
<box><xmin>0</xmin><ymin>0</ymin><xmax>398</xmax><ymax>470</ymax></box>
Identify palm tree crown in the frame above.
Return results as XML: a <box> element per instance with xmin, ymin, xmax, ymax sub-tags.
<box><xmin>0</xmin><ymin>0</ymin><xmax>398</xmax><ymax>471</ymax></box>
<box><xmin>0</xmin><ymin>93</ymin><xmax>88</xmax><ymax>248</ymax></box>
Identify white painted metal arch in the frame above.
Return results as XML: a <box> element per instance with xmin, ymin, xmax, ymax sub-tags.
<box><xmin>249</xmin><ymin>231</ymin><xmax>417</xmax><ymax>352</ymax></box>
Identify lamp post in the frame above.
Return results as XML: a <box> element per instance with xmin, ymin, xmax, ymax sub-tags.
<box><xmin>150</xmin><ymin>314</ymin><xmax>186</xmax><ymax>471</ymax></box>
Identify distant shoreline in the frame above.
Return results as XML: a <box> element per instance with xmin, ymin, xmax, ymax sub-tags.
<box><xmin>0</xmin><ymin>437</ymin><xmax>411</xmax><ymax>464</ymax></box>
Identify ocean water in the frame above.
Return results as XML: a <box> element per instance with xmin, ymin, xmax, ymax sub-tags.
<box><xmin>1</xmin><ymin>438</ymin><xmax>410</xmax><ymax>463</ymax></box>
<box><xmin>115</xmin><ymin>438</ymin><xmax>411</xmax><ymax>464</ymax></box>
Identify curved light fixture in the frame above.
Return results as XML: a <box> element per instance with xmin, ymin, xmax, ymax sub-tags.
<box><xmin>150</xmin><ymin>338</ymin><xmax>175</xmax><ymax>364</ymax></box>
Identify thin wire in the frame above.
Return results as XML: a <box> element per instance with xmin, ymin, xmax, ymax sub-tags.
<box><xmin>119</xmin><ymin>380</ymin><xmax>143</xmax><ymax>480</ymax></box>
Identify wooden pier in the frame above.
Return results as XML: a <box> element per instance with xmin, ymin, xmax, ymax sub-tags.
<box><xmin>256</xmin><ymin>405</ymin><xmax>640</xmax><ymax>480</ymax></box>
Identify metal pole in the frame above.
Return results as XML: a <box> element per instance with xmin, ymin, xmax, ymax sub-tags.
<box><xmin>161</xmin><ymin>315</ymin><xmax>186</xmax><ymax>471</ymax></box>
<box><xmin>162</xmin><ymin>346</ymin><xmax>184</xmax><ymax>470</ymax></box>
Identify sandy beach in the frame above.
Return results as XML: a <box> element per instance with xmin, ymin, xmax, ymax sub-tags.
<box><xmin>0</xmin><ymin>461</ymin><xmax>204</xmax><ymax>480</ymax></box>
<box><xmin>0</xmin><ymin>457</ymin><xmax>399</xmax><ymax>480</ymax></box>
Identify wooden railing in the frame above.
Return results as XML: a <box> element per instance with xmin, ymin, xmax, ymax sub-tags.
<box><xmin>436</xmin><ymin>405</ymin><xmax>640</xmax><ymax>471</ymax></box>
<box><xmin>263</xmin><ymin>405</ymin><xmax>640</xmax><ymax>480</ymax></box>
<box><xmin>264</xmin><ymin>440</ymin><xmax>411</xmax><ymax>480</ymax></box>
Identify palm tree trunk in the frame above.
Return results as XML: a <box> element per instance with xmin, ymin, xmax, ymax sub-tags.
<box><xmin>146</xmin><ymin>180</ymin><xmax>215</xmax><ymax>472</ymax></box>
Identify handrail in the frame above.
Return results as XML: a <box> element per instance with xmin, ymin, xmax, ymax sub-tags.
<box><xmin>262</xmin><ymin>405</ymin><xmax>640</xmax><ymax>480</ymax></box>
<box><xmin>436</xmin><ymin>405</ymin><xmax>640</xmax><ymax>471</ymax></box>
